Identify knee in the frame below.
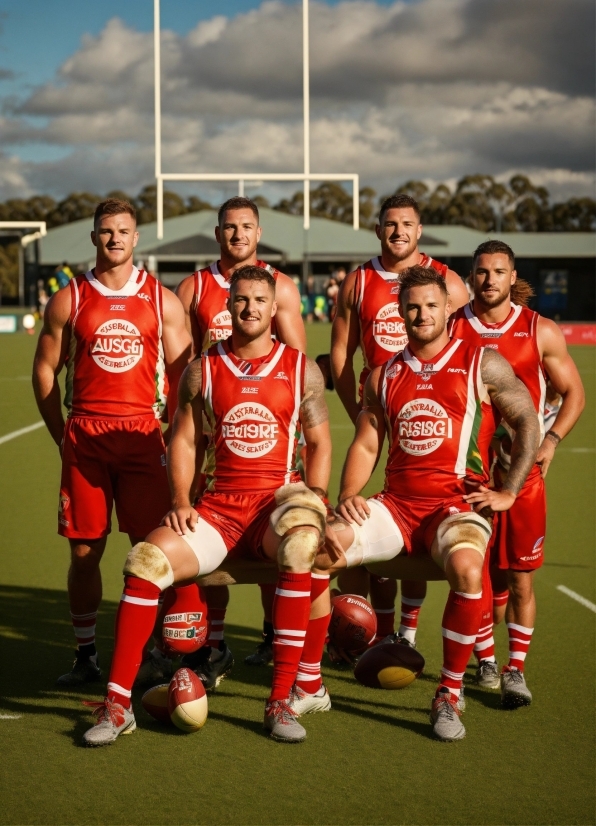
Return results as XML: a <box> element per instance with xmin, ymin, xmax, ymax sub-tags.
<box><xmin>447</xmin><ymin>552</ymin><xmax>483</xmax><ymax>593</ymax></box>
<box><xmin>508</xmin><ymin>572</ymin><xmax>533</xmax><ymax>601</ymax></box>
<box><xmin>124</xmin><ymin>539</ymin><xmax>174</xmax><ymax>590</ymax></box>
<box><xmin>277</xmin><ymin>527</ymin><xmax>320</xmax><ymax>572</ymax></box>
<box><xmin>70</xmin><ymin>543</ymin><xmax>103</xmax><ymax>570</ymax></box>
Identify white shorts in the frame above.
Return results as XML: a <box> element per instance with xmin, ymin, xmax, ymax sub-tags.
<box><xmin>181</xmin><ymin>517</ymin><xmax>228</xmax><ymax>577</ymax></box>
<box><xmin>344</xmin><ymin>499</ymin><xmax>405</xmax><ymax>568</ymax></box>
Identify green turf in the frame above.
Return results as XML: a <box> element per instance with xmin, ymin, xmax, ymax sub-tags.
<box><xmin>0</xmin><ymin>327</ymin><xmax>594</xmax><ymax>825</ymax></box>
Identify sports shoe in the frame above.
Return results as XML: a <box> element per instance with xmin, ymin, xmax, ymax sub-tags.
<box><xmin>56</xmin><ymin>651</ymin><xmax>101</xmax><ymax>687</ymax></box>
<box><xmin>182</xmin><ymin>643</ymin><xmax>234</xmax><ymax>691</ymax></box>
<box><xmin>379</xmin><ymin>632</ymin><xmax>417</xmax><ymax>649</ymax></box>
<box><xmin>476</xmin><ymin>659</ymin><xmax>501</xmax><ymax>690</ymax></box>
<box><xmin>289</xmin><ymin>684</ymin><xmax>331</xmax><ymax>716</ymax></box>
<box><xmin>82</xmin><ymin>699</ymin><xmax>136</xmax><ymax>747</ymax></box>
<box><xmin>456</xmin><ymin>685</ymin><xmax>466</xmax><ymax>713</ymax></box>
<box><xmin>430</xmin><ymin>687</ymin><xmax>466</xmax><ymax>741</ymax></box>
<box><xmin>501</xmin><ymin>667</ymin><xmax>532</xmax><ymax>709</ymax></box>
<box><xmin>244</xmin><ymin>641</ymin><xmax>273</xmax><ymax>667</ymax></box>
<box><xmin>134</xmin><ymin>648</ymin><xmax>174</xmax><ymax>687</ymax></box>
<box><xmin>264</xmin><ymin>699</ymin><xmax>306</xmax><ymax>743</ymax></box>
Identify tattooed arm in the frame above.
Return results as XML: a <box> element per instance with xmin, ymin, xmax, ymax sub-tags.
<box><xmin>163</xmin><ymin>357</ymin><xmax>206</xmax><ymax>535</ymax></box>
<box><xmin>336</xmin><ymin>365</ymin><xmax>386</xmax><ymax>525</ymax></box>
<box><xmin>464</xmin><ymin>348</ymin><xmax>540</xmax><ymax>514</ymax></box>
<box><xmin>300</xmin><ymin>358</ymin><xmax>332</xmax><ymax>501</ymax></box>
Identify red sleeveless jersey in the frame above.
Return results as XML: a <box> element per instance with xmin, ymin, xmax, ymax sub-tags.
<box><xmin>65</xmin><ymin>268</ymin><xmax>166</xmax><ymax>419</ymax></box>
<box><xmin>379</xmin><ymin>337</ymin><xmax>498</xmax><ymax>499</ymax></box>
<box><xmin>355</xmin><ymin>254</ymin><xmax>448</xmax><ymax>369</ymax></box>
<box><xmin>192</xmin><ymin>260</ymin><xmax>280</xmax><ymax>353</ymax></box>
<box><xmin>201</xmin><ymin>339</ymin><xmax>304</xmax><ymax>493</ymax></box>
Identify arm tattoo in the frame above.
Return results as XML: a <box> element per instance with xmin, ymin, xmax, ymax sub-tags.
<box><xmin>301</xmin><ymin>359</ymin><xmax>329</xmax><ymax>429</ymax></box>
<box><xmin>481</xmin><ymin>348</ymin><xmax>540</xmax><ymax>496</ymax></box>
<box><xmin>178</xmin><ymin>357</ymin><xmax>203</xmax><ymax>408</ymax></box>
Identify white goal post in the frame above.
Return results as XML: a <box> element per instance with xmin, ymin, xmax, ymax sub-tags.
<box><xmin>153</xmin><ymin>0</ymin><xmax>359</xmax><ymax>239</ymax></box>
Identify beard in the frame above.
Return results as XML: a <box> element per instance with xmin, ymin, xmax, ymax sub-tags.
<box><xmin>476</xmin><ymin>285</ymin><xmax>510</xmax><ymax>309</ymax></box>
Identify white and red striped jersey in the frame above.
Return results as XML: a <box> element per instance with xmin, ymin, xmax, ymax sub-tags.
<box><xmin>379</xmin><ymin>337</ymin><xmax>498</xmax><ymax>499</ymax></box>
<box><xmin>355</xmin><ymin>254</ymin><xmax>448</xmax><ymax>370</ymax></box>
<box><xmin>201</xmin><ymin>339</ymin><xmax>304</xmax><ymax>493</ymax></box>
<box><xmin>192</xmin><ymin>260</ymin><xmax>280</xmax><ymax>353</ymax></box>
<box><xmin>65</xmin><ymin>268</ymin><xmax>166</xmax><ymax>419</ymax></box>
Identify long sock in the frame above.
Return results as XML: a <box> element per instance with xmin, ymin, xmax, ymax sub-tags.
<box><xmin>107</xmin><ymin>576</ymin><xmax>161</xmax><ymax>708</ymax></box>
<box><xmin>269</xmin><ymin>572</ymin><xmax>311</xmax><ymax>702</ymax></box>
<box><xmin>296</xmin><ymin>574</ymin><xmax>330</xmax><ymax>694</ymax></box>
<box><xmin>398</xmin><ymin>597</ymin><xmax>424</xmax><ymax>644</ymax></box>
<box><xmin>474</xmin><ymin>560</ymin><xmax>495</xmax><ymax>662</ymax></box>
<box><xmin>71</xmin><ymin>610</ymin><xmax>97</xmax><ymax>656</ymax></box>
<box><xmin>507</xmin><ymin>623</ymin><xmax>534</xmax><ymax>671</ymax></box>
<box><xmin>374</xmin><ymin>608</ymin><xmax>395</xmax><ymax>639</ymax></box>
<box><xmin>206</xmin><ymin>608</ymin><xmax>226</xmax><ymax>648</ymax></box>
<box><xmin>440</xmin><ymin>590</ymin><xmax>483</xmax><ymax>698</ymax></box>
<box><xmin>493</xmin><ymin>590</ymin><xmax>509</xmax><ymax>610</ymax></box>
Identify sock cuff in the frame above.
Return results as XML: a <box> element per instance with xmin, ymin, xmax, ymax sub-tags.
<box><xmin>454</xmin><ymin>590</ymin><xmax>482</xmax><ymax>600</ymax></box>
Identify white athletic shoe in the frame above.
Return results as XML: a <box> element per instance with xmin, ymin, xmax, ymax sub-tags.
<box><xmin>476</xmin><ymin>659</ymin><xmax>501</xmax><ymax>690</ymax></box>
<box><xmin>430</xmin><ymin>688</ymin><xmax>466</xmax><ymax>741</ymax></box>
<box><xmin>289</xmin><ymin>684</ymin><xmax>331</xmax><ymax>716</ymax></box>
<box><xmin>82</xmin><ymin>699</ymin><xmax>136</xmax><ymax>747</ymax></box>
<box><xmin>263</xmin><ymin>699</ymin><xmax>306</xmax><ymax>743</ymax></box>
<box><xmin>501</xmin><ymin>667</ymin><xmax>532</xmax><ymax>709</ymax></box>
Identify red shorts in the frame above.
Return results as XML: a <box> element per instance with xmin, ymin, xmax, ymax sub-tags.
<box><xmin>59</xmin><ymin>417</ymin><xmax>170</xmax><ymax>540</ymax></box>
<box><xmin>491</xmin><ymin>465</ymin><xmax>546</xmax><ymax>571</ymax></box>
<box><xmin>372</xmin><ymin>491</ymin><xmax>479</xmax><ymax>556</ymax></box>
<box><xmin>194</xmin><ymin>491</ymin><xmax>275</xmax><ymax>561</ymax></box>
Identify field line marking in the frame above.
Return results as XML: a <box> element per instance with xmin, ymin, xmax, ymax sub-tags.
<box><xmin>0</xmin><ymin>421</ymin><xmax>45</xmax><ymax>445</ymax></box>
<box><xmin>0</xmin><ymin>714</ymin><xmax>22</xmax><ymax>719</ymax></box>
<box><xmin>557</xmin><ymin>585</ymin><xmax>596</xmax><ymax>613</ymax></box>
<box><xmin>558</xmin><ymin>447</ymin><xmax>595</xmax><ymax>453</ymax></box>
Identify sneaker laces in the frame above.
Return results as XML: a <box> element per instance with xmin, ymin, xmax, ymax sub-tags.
<box><xmin>505</xmin><ymin>668</ymin><xmax>524</xmax><ymax>685</ymax></box>
<box><xmin>435</xmin><ymin>691</ymin><xmax>460</xmax><ymax>719</ymax></box>
<box><xmin>82</xmin><ymin>699</ymin><xmax>121</xmax><ymax>726</ymax></box>
<box><xmin>268</xmin><ymin>699</ymin><xmax>298</xmax><ymax>725</ymax></box>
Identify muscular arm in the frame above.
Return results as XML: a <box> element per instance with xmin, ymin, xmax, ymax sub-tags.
<box><xmin>330</xmin><ymin>271</ymin><xmax>361</xmax><ymax>423</ymax></box>
<box><xmin>300</xmin><ymin>359</ymin><xmax>331</xmax><ymax>499</ymax></box>
<box><xmin>161</xmin><ymin>288</ymin><xmax>192</xmax><ymax>423</ymax></box>
<box><xmin>32</xmin><ymin>289</ymin><xmax>71</xmax><ymax>448</ymax></box>
<box><xmin>446</xmin><ymin>268</ymin><xmax>470</xmax><ymax>311</ymax></box>
<box><xmin>273</xmin><ymin>273</ymin><xmax>307</xmax><ymax>352</ymax></box>
<box><xmin>175</xmin><ymin>274</ymin><xmax>203</xmax><ymax>358</ymax></box>
<box><xmin>536</xmin><ymin>317</ymin><xmax>585</xmax><ymax>476</ymax></box>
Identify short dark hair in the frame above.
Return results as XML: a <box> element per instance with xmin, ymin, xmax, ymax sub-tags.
<box><xmin>218</xmin><ymin>197</ymin><xmax>260</xmax><ymax>226</ymax></box>
<box><xmin>229</xmin><ymin>265</ymin><xmax>276</xmax><ymax>293</ymax></box>
<box><xmin>398</xmin><ymin>265</ymin><xmax>448</xmax><ymax>302</ymax></box>
<box><xmin>94</xmin><ymin>198</ymin><xmax>136</xmax><ymax>227</ymax></box>
<box><xmin>378</xmin><ymin>194</ymin><xmax>420</xmax><ymax>224</ymax></box>
<box><xmin>472</xmin><ymin>239</ymin><xmax>515</xmax><ymax>267</ymax></box>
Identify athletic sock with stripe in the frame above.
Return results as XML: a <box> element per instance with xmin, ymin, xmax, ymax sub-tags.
<box><xmin>269</xmin><ymin>571</ymin><xmax>311</xmax><ymax>702</ymax></box>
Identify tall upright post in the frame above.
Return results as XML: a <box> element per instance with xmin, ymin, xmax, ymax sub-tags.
<box><xmin>154</xmin><ymin>0</ymin><xmax>163</xmax><ymax>239</ymax></box>
<box><xmin>303</xmin><ymin>0</ymin><xmax>310</xmax><ymax>231</ymax></box>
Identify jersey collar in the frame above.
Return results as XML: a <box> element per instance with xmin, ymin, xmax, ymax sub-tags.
<box><xmin>85</xmin><ymin>266</ymin><xmax>147</xmax><ymax>297</ymax></box>
<box><xmin>217</xmin><ymin>339</ymin><xmax>286</xmax><ymax>378</ymax></box>
<box><xmin>403</xmin><ymin>337</ymin><xmax>462</xmax><ymax>374</ymax></box>
<box><xmin>464</xmin><ymin>301</ymin><xmax>522</xmax><ymax>336</ymax></box>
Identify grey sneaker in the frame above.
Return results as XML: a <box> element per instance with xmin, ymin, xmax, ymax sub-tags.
<box><xmin>430</xmin><ymin>688</ymin><xmax>466</xmax><ymax>741</ymax></box>
<box><xmin>476</xmin><ymin>659</ymin><xmax>500</xmax><ymax>690</ymax></box>
<box><xmin>289</xmin><ymin>684</ymin><xmax>331</xmax><ymax>716</ymax></box>
<box><xmin>264</xmin><ymin>699</ymin><xmax>306</xmax><ymax>743</ymax></box>
<box><xmin>56</xmin><ymin>652</ymin><xmax>101</xmax><ymax>687</ymax></box>
<box><xmin>182</xmin><ymin>643</ymin><xmax>234</xmax><ymax>691</ymax></box>
<box><xmin>456</xmin><ymin>685</ymin><xmax>466</xmax><ymax>713</ymax></box>
<box><xmin>501</xmin><ymin>667</ymin><xmax>532</xmax><ymax>709</ymax></box>
<box><xmin>134</xmin><ymin>648</ymin><xmax>174</xmax><ymax>688</ymax></box>
<box><xmin>244</xmin><ymin>641</ymin><xmax>273</xmax><ymax>667</ymax></box>
<box><xmin>82</xmin><ymin>699</ymin><xmax>136</xmax><ymax>747</ymax></box>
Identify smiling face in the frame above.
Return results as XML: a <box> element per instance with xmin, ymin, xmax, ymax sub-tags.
<box><xmin>376</xmin><ymin>207</ymin><xmax>423</xmax><ymax>264</ymax></box>
<box><xmin>91</xmin><ymin>212</ymin><xmax>138</xmax><ymax>268</ymax></box>
<box><xmin>471</xmin><ymin>253</ymin><xmax>517</xmax><ymax>310</ymax></box>
<box><xmin>216</xmin><ymin>207</ymin><xmax>262</xmax><ymax>266</ymax></box>
<box><xmin>229</xmin><ymin>278</ymin><xmax>277</xmax><ymax>341</ymax></box>
<box><xmin>399</xmin><ymin>283</ymin><xmax>450</xmax><ymax>345</ymax></box>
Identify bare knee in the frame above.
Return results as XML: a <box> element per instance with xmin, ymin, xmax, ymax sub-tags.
<box><xmin>507</xmin><ymin>570</ymin><xmax>534</xmax><ymax>602</ymax></box>
<box><xmin>445</xmin><ymin>549</ymin><xmax>483</xmax><ymax>594</ymax></box>
<box><xmin>69</xmin><ymin>540</ymin><xmax>105</xmax><ymax>572</ymax></box>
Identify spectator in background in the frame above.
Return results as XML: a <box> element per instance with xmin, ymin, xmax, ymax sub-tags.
<box><xmin>335</xmin><ymin>267</ymin><xmax>347</xmax><ymax>286</ymax></box>
<box><xmin>326</xmin><ymin>276</ymin><xmax>339</xmax><ymax>321</ymax></box>
<box><xmin>55</xmin><ymin>262</ymin><xmax>74</xmax><ymax>289</ymax></box>
<box><xmin>37</xmin><ymin>280</ymin><xmax>49</xmax><ymax>319</ymax></box>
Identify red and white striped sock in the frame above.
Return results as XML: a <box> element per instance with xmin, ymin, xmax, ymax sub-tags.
<box><xmin>474</xmin><ymin>571</ymin><xmax>496</xmax><ymax>662</ymax></box>
<box><xmin>493</xmin><ymin>590</ymin><xmax>509</xmax><ymax>610</ymax></box>
<box><xmin>107</xmin><ymin>576</ymin><xmax>161</xmax><ymax>708</ymax></box>
<box><xmin>206</xmin><ymin>608</ymin><xmax>226</xmax><ymax>648</ymax></box>
<box><xmin>270</xmin><ymin>572</ymin><xmax>311</xmax><ymax>702</ymax></box>
<box><xmin>507</xmin><ymin>622</ymin><xmax>534</xmax><ymax>671</ymax></box>
<box><xmin>70</xmin><ymin>611</ymin><xmax>97</xmax><ymax>653</ymax></box>
<box><xmin>296</xmin><ymin>573</ymin><xmax>330</xmax><ymax>694</ymax></box>
<box><xmin>374</xmin><ymin>608</ymin><xmax>395</xmax><ymax>639</ymax></box>
<box><xmin>398</xmin><ymin>597</ymin><xmax>424</xmax><ymax>644</ymax></box>
<box><xmin>440</xmin><ymin>590</ymin><xmax>483</xmax><ymax>698</ymax></box>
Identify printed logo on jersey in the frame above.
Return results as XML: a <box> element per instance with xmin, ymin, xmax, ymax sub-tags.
<box><xmin>90</xmin><ymin>319</ymin><xmax>144</xmax><ymax>373</ymax></box>
<box><xmin>519</xmin><ymin>535</ymin><xmax>544</xmax><ymax>562</ymax></box>
<box><xmin>208</xmin><ymin>310</ymin><xmax>232</xmax><ymax>343</ymax></box>
<box><xmin>373</xmin><ymin>302</ymin><xmax>407</xmax><ymax>353</ymax></box>
<box><xmin>397</xmin><ymin>398</ymin><xmax>453</xmax><ymax>455</ymax></box>
<box><xmin>385</xmin><ymin>362</ymin><xmax>402</xmax><ymax>379</ymax></box>
<box><xmin>222</xmin><ymin>402</ymin><xmax>279</xmax><ymax>457</ymax></box>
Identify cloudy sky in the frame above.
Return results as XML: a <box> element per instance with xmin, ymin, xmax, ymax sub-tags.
<box><xmin>0</xmin><ymin>0</ymin><xmax>594</xmax><ymax>204</ymax></box>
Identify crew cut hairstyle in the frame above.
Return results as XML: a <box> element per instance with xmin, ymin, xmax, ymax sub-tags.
<box><xmin>378</xmin><ymin>194</ymin><xmax>421</xmax><ymax>224</ymax></box>
<box><xmin>218</xmin><ymin>197</ymin><xmax>260</xmax><ymax>226</ymax></box>
<box><xmin>229</xmin><ymin>265</ymin><xmax>276</xmax><ymax>293</ymax></box>
<box><xmin>398</xmin><ymin>265</ymin><xmax>448</xmax><ymax>302</ymax></box>
<box><xmin>471</xmin><ymin>238</ymin><xmax>535</xmax><ymax>306</ymax></box>
<box><xmin>94</xmin><ymin>198</ymin><xmax>136</xmax><ymax>227</ymax></box>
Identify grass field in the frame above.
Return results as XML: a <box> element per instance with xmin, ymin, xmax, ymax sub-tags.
<box><xmin>0</xmin><ymin>325</ymin><xmax>594</xmax><ymax>826</ymax></box>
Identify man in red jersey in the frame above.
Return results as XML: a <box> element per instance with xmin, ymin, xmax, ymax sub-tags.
<box><xmin>33</xmin><ymin>199</ymin><xmax>191</xmax><ymax>686</ymax></box>
<box><xmin>169</xmin><ymin>197</ymin><xmax>307</xmax><ymax>682</ymax></box>
<box><xmin>329</xmin><ymin>195</ymin><xmax>470</xmax><ymax>653</ymax></box>
<box><xmin>320</xmin><ymin>266</ymin><xmax>540</xmax><ymax>740</ymax></box>
<box><xmin>82</xmin><ymin>266</ymin><xmax>332</xmax><ymax>746</ymax></box>
<box><xmin>449</xmin><ymin>240</ymin><xmax>585</xmax><ymax>707</ymax></box>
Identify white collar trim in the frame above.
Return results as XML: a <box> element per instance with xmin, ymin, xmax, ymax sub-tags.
<box><xmin>85</xmin><ymin>266</ymin><xmax>145</xmax><ymax>297</ymax></box>
<box><xmin>403</xmin><ymin>337</ymin><xmax>462</xmax><ymax>374</ymax></box>
<box><xmin>464</xmin><ymin>302</ymin><xmax>522</xmax><ymax>336</ymax></box>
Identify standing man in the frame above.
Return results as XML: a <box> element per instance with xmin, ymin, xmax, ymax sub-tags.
<box><xmin>330</xmin><ymin>195</ymin><xmax>470</xmax><ymax>648</ymax></box>
<box><xmin>322</xmin><ymin>266</ymin><xmax>540</xmax><ymax>740</ymax></box>
<box><xmin>82</xmin><ymin>266</ymin><xmax>331</xmax><ymax>746</ymax></box>
<box><xmin>33</xmin><ymin>199</ymin><xmax>191</xmax><ymax>686</ymax></box>
<box><xmin>448</xmin><ymin>240</ymin><xmax>584</xmax><ymax>706</ymax></box>
<box><xmin>173</xmin><ymin>197</ymin><xmax>307</xmax><ymax>680</ymax></box>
